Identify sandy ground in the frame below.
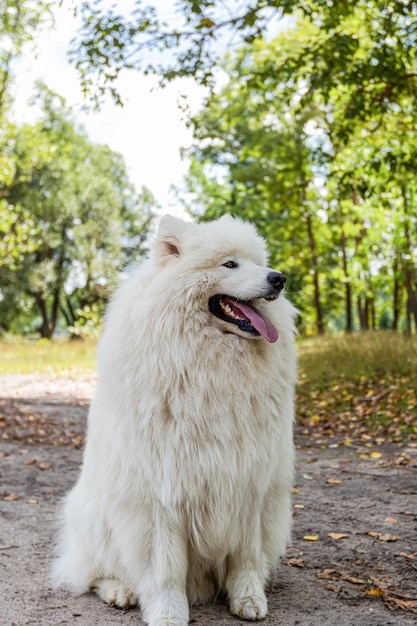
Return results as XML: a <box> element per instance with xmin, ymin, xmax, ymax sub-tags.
<box><xmin>1</xmin><ymin>374</ymin><xmax>416</xmax><ymax>625</ymax></box>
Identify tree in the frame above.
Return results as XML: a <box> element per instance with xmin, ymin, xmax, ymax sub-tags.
<box><xmin>177</xmin><ymin>28</ymin><xmax>331</xmax><ymax>333</ymax></box>
<box><xmin>70</xmin><ymin>0</ymin><xmax>417</xmax><ymax>114</ymax></box>
<box><xmin>180</xmin><ymin>15</ymin><xmax>417</xmax><ymax>333</ymax></box>
<box><xmin>0</xmin><ymin>84</ymin><xmax>156</xmax><ymax>337</ymax></box>
<box><xmin>66</xmin><ymin>0</ymin><xmax>417</xmax><ymax>333</ymax></box>
<box><xmin>0</xmin><ymin>0</ymin><xmax>52</xmax><ymax>116</ymax></box>
<box><xmin>0</xmin><ymin>1</ymin><xmax>53</xmax><ymax>276</ymax></box>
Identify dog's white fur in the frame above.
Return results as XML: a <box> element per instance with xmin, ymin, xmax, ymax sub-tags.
<box><xmin>52</xmin><ymin>215</ymin><xmax>297</xmax><ymax>626</ymax></box>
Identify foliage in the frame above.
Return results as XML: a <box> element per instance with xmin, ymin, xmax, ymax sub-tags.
<box><xmin>65</xmin><ymin>0</ymin><xmax>417</xmax><ymax>334</ymax></box>
<box><xmin>179</xmin><ymin>10</ymin><xmax>417</xmax><ymax>334</ymax></box>
<box><xmin>0</xmin><ymin>1</ymin><xmax>54</xmax><ymax>289</ymax></box>
<box><xmin>69</xmin><ymin>1</ymin><xmax>417</xmax><ymax>109</ymax></box>
<box><xmin>0</xmin><ymin>83</ymin><xmax>156</xmax><ymax>337</ymax></box>
<box><xmin>0</xmin><ymin>0</ymin><xmax>53</xmax><ymax>115</ymax></box>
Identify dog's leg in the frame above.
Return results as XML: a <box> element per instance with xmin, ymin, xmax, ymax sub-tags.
<box><xmin>139</xmin><ymin>508</ymin><xmax>189</xmax><ymax>626</ymax></box>
<box><xmin>225</xmin><ymin>514</ymin><xmax>268</xmax><ymax>621</ymax></box>
<box><xmin>261</xmin><ymin>482</ymin><xmax>293</xmax><ymax>571</ymax></box>
<box><xmin>262</xmin><ymin>436</ymin><xmax>294</xmax><ymax>571</ymax></box>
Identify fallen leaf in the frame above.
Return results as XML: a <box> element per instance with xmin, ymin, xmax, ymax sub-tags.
<box><xmin>327</xmin><ymin>478</ymin><xmax>342</xmax><ymax>485</ymax></box>
<box><xmin>386</xmin><ymin>597</ymin><xmax>417</xmax><ymax>613</ymax></box>
<box><xmin>302</xmin><ymin>474</ymin><xmax>313</xmax><ymax>480</ymax></box>
<box><xmin>370</xmin><ymin>451</ymin><xmax>382</xmax><ymax>459</ymax></box>
<box><xmin>366</xmin><ymin>587</ymin><xmax>384</xmax><ymax>598</ymax></box>
<box><xmin>303</xmin><ymin>535</ymin><xmax>319</xmax><ymax>541</ymax></box>
<box><xmin>328</xmin><ymin>533</ymin><xmax>349</xmax><ymax>540</ymax></box>
<box><xmin>400</xmin><ymin>552</ymin><xmax>416</xmax><ymax>560</ymax></box>
<box><xmin>3</xmin><ymin>493</ymin><xmax>19</xmax><ymax>501</ymax></box>
<box><xmin>286</xmin><ymin>557</ymin><xmax>305</xmax><ymax>568</ymax></box>
<box><xmin>384</xmin><ymin>517</ymin><xmax>398</xmax><ymax>524</ymax></box>
<box><xmin>294</xmin><ymin>504</ymin><xmax>305</xmax><ymax>509</ymax></box>
<box><xmin>316</xmin><ymin>569</ymin><xmax>337</xmax><ymax>579</ymax></box>
<box><xmin>38</xmin><ymin>462</ymin><xmax>50</xmax><ymax>470</ymax></box>
<box><xmin>326</xmin><ymin>584</ymin><xmax>342</xmax><ymax>593</ymax></box>
<box><xmin>26</xmin><ymin>498</ymin><xmax>38</xmax><ymax>504</ymax></box>
<box><xmin>341</xmin><ymin>574</ymin><xmax>365</xmax><ymax>585</ymax></box>
<box><xmin>378</xmin><ymin>533</ymin><xmax>400</xmax><ymax>542</ymax></box>
<box><xmin>25</xmin><ymin>458</ymin><xmax>37</xmax><ymax>465</ymax></box>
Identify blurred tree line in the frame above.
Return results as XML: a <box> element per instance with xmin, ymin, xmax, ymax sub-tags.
<box><xmin>1</xmin><ymin>0</ymin><xmax>417</xmax><ymax>336</ymax></box>
<box><xmin>0</xmin><ymin>0</ymin><xmax>156</xmax><ymax>338</ymax></box>
<box><xmin>181</xmin><ymin>8</ymin><xmax>417</xmax><ymax>334</ymax></box>
<box><xmin>69</xmin><ymin>0</ymin><xmax>417</xmax><ymax>334</ymax></box>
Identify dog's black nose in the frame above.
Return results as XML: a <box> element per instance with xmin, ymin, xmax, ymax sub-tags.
<box><xmin>267</xmin><ymin>271</ymin><xmax>286</xmax><ymax>292</ymax></box>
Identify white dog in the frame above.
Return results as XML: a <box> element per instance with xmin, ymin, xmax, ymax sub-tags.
<box><xmin>52</xmin><ymin>215</ymin><xmax>297</xmax><ymax>626</ymax></box>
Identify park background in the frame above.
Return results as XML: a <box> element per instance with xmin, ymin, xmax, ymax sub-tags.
<box><xmin>0</xmin><ymin>0</ymin><xmax>416</xmax><ymax>438</ymax></box>
<box><xmin>1</xmin><ymin>0</ymin><xmax>417</xmax><ymax>340</ymax></box>
<box><xmin>1</xmin><ymin>3</ymin><xmax>417</xmax><ymax>621</ymax></box>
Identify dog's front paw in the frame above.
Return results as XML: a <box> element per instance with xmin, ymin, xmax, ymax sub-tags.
<box><xmin>93</xmin><ymin>578</ymin><xmax>138</xmax><ymax>608</ymax></box>
<box><xmin>149</xmin><ymin>617</ymin><xmax>188</xmax><ymax>626</ymax></box>
<box><xmin>230</xmin><ymin>594</ymin><xmax>268</xmax><ymax>621</ymax></box>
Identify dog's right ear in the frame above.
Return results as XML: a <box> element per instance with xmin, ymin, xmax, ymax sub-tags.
<box><xmin>154</xmin><ymin>214</ymin><xmax>185</xmax><ymax>265</ymax></box>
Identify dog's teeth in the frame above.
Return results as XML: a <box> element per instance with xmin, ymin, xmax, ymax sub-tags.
<box><xmin>221</xmin><ymin>302</ymin><xmax>237</xmax><ymax>318</ymax></box>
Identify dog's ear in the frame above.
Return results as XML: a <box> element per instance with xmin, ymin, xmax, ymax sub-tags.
<box><xmin>154</xmin><ymin>214</ymin><xmax>185</xmax><ymax>265</ymax></box>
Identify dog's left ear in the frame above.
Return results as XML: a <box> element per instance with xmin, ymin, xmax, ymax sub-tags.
<box><xmin>154</xmin><ymin>214</ymin><xmax>185</xmax><ymax>265</ymax></box>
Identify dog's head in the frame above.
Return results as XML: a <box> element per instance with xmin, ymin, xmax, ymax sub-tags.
<box><xmin>152</xmin><ymin>214</ymin><xmax>286</xmax><ymax>343</ymax></box>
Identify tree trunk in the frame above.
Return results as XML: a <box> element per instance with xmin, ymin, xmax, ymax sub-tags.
<box><xmin>402</xmin><ymin>267</ymin><xmax>417</xmax><ymax>330</ymax></box>
<box><xmin>358</xmin><ymin>296</ymin><xmax>368</xmax><ymax>330</ymax></box>
<box><xmin>341</xmin><ymin>224</ymin><xmax>353</xmax><ymax>332</ymax></box>
<box><xmin>406</xmin><ymin>297</ymin><xmax>412</xmax><ymax>335</ymax></box>
<box><xmin>294</xmin><ymin>126</ymin><xmax>324</xmax><ymax>335</ymax></box>
<box><xmin>370</xmin><ymin>298</ymin><xmax>376</xmax><ymax>330</ymax></box>
<box><xmin>305</xmin><ymin>213</ymin><xmax>325</xmax><ymax>335</ymax></box>
<box><xmin>50</xmin><ymin>289</ymin><xmax>60</xmax><ymax>332</ymax></box>
<box><xmin>401</xmin><ymin>185</ymin><xmax>417</xmax><ymax>330</ymax></box>
<box><xmin>392</xmin><ymin>256</ymin><xmax>400</xmax><ymax>331</ymax></box>
<box><xmin>60</xmin><ymin>296</ymin><xmax>76</xmax><ymax>327</ymax></box>
<box><xmin>36</xmin><ymin>296</ymin><xmax>53</xmax><ymax>339</ymax></box>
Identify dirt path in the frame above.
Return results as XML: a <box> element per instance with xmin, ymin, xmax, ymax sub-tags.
<box><xmin>1</xmin><ymin>374</ymin><xmax>416</xmax><ymax>625</ymax></box>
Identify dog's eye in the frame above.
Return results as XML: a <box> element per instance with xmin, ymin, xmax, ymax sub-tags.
<box><xmin>223</xmin><ymin>260</ymin><xmax>238</xmax><ymax>269</ymax></box>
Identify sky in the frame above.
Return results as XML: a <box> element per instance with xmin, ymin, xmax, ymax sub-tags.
<box><xmin>13</xmin><ymin>2</ymin><xmax>207</xmax><ymax>216</ymax></box>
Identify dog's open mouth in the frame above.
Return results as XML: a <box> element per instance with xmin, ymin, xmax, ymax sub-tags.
<box><xmin>209</xmin><ymin>295</ymin><xmax>278</xmax><ymax>343</ymax></box>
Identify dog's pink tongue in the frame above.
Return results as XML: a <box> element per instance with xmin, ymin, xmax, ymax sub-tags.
<box><xmin>235</xmin><ymin>301</ymin><xmax>278</xmax><ymax>343</ymax></box>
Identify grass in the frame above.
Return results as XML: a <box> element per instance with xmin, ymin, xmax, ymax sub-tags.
<box><xmin>297</xmin><ymin>332</ymin><xmax>417</xmax><ymax>443</ymax></box>
<box><xmin>297</xmin><ymin>331</ymin><xmax>417</xmax><ymax>386</ymax></box>
<box><xmin>0</xmin><ymin>331</ymin><xmax>415</xmax><ymax>442</ymax></box>
<box><xmin>0</xmin><ymin>337</ymin><xmax>97</xmax><ymax>375</ymax></box>
<box><xmin>1</xmin><ymin>331</ymin><xmax>416</xmax><ymax>381</ymax></box>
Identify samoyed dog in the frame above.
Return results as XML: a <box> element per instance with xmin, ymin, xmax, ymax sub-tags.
<box><xmin>52</xmin><ymin>215</ymin><xmax>297</xmax><ymax>625</ymax></box>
